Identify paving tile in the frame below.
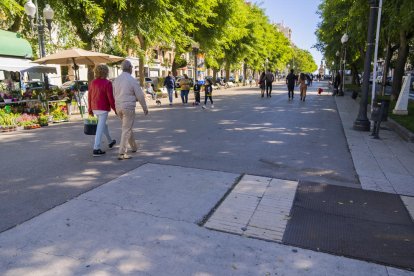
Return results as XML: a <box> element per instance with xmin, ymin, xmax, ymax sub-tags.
<box><xmin>204</xmin><ymin>176</ymin><xmax>298</xmax><ymax>242</ymax></box>
<box><xmin>385</xmin><ymin>173</ymin><xmax>414</xmax><ymax>196</ymax></box>
<box><xmin>359</xmin><ymin>175</ymin><xmax>396</xmax><ymax>194</ymax></box>
<box><xmin>386</xmin><ymin>267</ymin><xmax>414</xmax><ymax>276</ymax></box>
<box><xmin>232</xmin><ymin>175</ymin><xmax>271</xmax><ymax>196</ymax></box>
<box><xmin>375</xmin><ymin>156</ymin><xmax>410</xmax><ymax>175</ymax></box>
<box><xmin>401</xmin><ymin>196</ymin><xmax>414</xmax><ymax>221</ymax></box>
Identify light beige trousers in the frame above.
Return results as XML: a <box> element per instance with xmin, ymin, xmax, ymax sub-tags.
<box><xmin>117</xmin><ymin>109</ymin><xmax>138</xmax><ymax>155</ymax></box>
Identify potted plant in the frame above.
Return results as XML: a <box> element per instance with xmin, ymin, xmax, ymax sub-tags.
<box><xmin>16</xmin><ymin>113</ymin><xmax>39</xmax><ymax>130</ymax></box>
<box><xmin>84</xmin><ymin>116</ymin><xmax>98</xmax><ymax>135</ymax></box>
<box><xmin>0</xmin><ymin>109</ymin><xmax>17</xmax><ymax>132</ymax></box>
<box><xmin>38</xmin><ymin>115</ymin><xmax>49</xmax><ymax>127</ymax></box>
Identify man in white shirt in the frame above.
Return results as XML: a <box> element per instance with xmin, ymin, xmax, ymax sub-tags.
<box><xmin>113</xmin><ymin>60</ymin><xmax>148</xmax><ymax>160</ymax></box>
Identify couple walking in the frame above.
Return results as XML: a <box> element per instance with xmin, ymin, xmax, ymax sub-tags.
<box><xmin>259</xmin><ymin>69</ymin><xmax>274</xmax><ymax>98</ymax></box>
<box><xmin>88</xmin><ymin>60</ymin><xmax>148</xmax><ymax>160</ymax></box>
<box><xmin>286</xmin><ymin>69</ymin><xmax>307</xmax><ymax>101</ymax></box>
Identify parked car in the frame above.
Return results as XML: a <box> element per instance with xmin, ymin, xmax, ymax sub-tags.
<box><xmin>60</xmin><ymin>80</ymin><xmax>88</xmax><ymax>92</ymax></box>
<box><xmin>25</xmin><ymin>81</ymin><xmax>58</xmax><ymax>91</ymax></box>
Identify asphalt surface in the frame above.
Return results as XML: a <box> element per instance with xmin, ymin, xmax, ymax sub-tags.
<box><xmin>0</xmin><ymin>81</ymin><xmax>358</xmax><ymax>233</ymax></box>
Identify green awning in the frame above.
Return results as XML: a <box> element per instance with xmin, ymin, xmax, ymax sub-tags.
<box><xmin>0</xmin><ymin>30</ymin><xmax>33</xmax><ymax>58</ymax></box>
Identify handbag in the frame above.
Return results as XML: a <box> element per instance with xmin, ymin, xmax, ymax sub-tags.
<box><xmin>175</xmin><ymin>90</ymin><xmax>178</xmax><ymax>98</ymax></box>
<box><xmin>83</xmin><ymin>117</ymin><xmax>98</xmax><ymax>135</ymax></box>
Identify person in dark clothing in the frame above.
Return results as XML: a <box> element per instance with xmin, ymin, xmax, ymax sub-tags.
<box><xmin>163</xmin><ymin>71</ymin><xmax>175</xmax><ymax>105</ymax></box>
<box><xmin>193</xmin><ymin>82</ymin><xmax>201</xmax><ymax>105</ymax></box>
<box><xmin>265</xmin><ymin>69</ymin><xmax>275</xmax><ymax>98</ymax></box>
<box><xmin>202</xmin><ymin>79</ymin><xmax>214</xmax><ymax>109</ymax></box>
<box><xmin>333</xmin><ymin>72</ymin><xmax>341</xmax><ymax>96</ymax></box>
<box><xmin>259</xmin><ymin>72</ymin><xmax>266</xmax><ymax>98</ymax></box>
<box><xmin>286</xmin><ymin>69</ymin><xmax>297</xmax><ymax>100</ymax></box>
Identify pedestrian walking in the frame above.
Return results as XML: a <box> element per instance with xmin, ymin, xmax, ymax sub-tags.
<box><xmin>193</xmin><ymin>81</ymin><xmax>201</xmax><ymax>105</ymax></box>
<box><xmin>87</xmin><ymin>64</ymin><xmax>117</xmax><ymax>157</ymax></box>
<box><xmin>265</xmin><ymin>69</ymin><xmax>275</xmax><ymax>97</ymax></box>
<box><xmin>306</xmin><ymin>74</ymin><xmax>312</xmax><ymax>87</ymax></box>
<box><xmin>248</xmin><ymin>75</ymin><xmax>253</xmax><ymax>87</ymax></box>
<box><xmin>333</xmin><ymin>71</ymin><xmax>341</xmax><ymax>96</ymax></box>
<box><xmin>286</xmin><ymin>69</ymin><xmax>296</xmax><ymax>100</ymax></box>
<box><xmin>179</xmin><ymin>74</ymin><xmax>191</xmax><ymax>104</ymax></box>
<box><xmin>298</xmin><ymin>73</ymin><xmax>308</xmax><ymax>101</ymax></box>
<box><xmin>113</xmin><ymin>60</ymin><xmax>148</xmax><ymax>160</ymax></box>
<box><xmin>259</xmin><ymin>72</ymin><xmax>266</xmax><ymax>98</ymax></box>
<box><xmin>163</xmin><ymin>71</ymin><xmax>175</xmax><ymax>106</ymax></box>
<box><xmin>202</xmin><ymin>78</ymin><xmax>214</xmax><ymax>109</ymax></box>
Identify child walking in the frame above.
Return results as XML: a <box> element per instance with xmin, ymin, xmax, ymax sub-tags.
<box><xmin>202</xmin><ymin>79</ymin><xmax>214</xmax><ymax>109</ymax></box>
<box><xmin>193</xmin><ymin>81</ymin><xmax>201</xmax><ymax>105</ymax></box>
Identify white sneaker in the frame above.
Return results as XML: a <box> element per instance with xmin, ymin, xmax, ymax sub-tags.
<box><xmin>211</xmin><ymin>105</ymin><xmax>214</xmax><ymax>108</ymax></box>
<box><xmin>202</xmin><ymin>105</ymin><xmax>206</xmax><ymax>109</ymax></box>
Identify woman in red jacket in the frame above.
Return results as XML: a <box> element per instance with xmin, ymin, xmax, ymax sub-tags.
<box><xmin>88</xmin><ymin>64</ymin><xmax>117</xmax><ymax>157</ymax></box>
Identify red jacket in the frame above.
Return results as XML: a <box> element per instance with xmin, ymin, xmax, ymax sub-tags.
<box><xmin>88</xmin><ymin>78</ymin><xmax>116</xmax><ymax>113</ymax></box>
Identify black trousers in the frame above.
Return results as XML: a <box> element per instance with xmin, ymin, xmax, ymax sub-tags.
<box><xmin>204</xmin><ymin>95</ymin><xmax>213</xmax><ymax>105</ymax></box>
<box><xmin>194</xmin><ymin>91</ymin><xmax>200</xmax><ymax>103</ymax></box>
<box><xmin>287</xmin><ymin>84</ymin><xmax>295</xmax><ymax>98</ymax></box>
<box><xmin>266</xmin><ymin>83</ymin><xmax>272</xmax><ymax>97</ymax></box>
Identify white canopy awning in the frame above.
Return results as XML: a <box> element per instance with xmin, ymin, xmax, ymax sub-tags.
<box><xmin>0</xmin><ymin>56</ymin><xmax>57</xmax><ymax>73</ymax></box>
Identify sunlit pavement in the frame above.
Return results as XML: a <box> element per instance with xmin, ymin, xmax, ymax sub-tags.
<box><xmin>0</xmin><ymin>163</ymin><xmax>411</xmax><ymax>275</ymax></box>
<box><xmin>0</xmin><ymin>81</ymin><xmax>413</xmax><ymax>275</ymax></box>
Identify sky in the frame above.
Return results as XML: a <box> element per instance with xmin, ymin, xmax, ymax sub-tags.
<box><xmin>260</xmin><ymin>0</ymin><xmax>323</xmax><ymax>70</ymax></box>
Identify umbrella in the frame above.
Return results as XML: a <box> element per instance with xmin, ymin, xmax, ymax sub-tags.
<box><xmin>32</xmin><ymin>48</ymin><xmax>124</xmax><ymax>118</ymax></box>
<box><xmin>32</xmin><ymin>48</ymin><xmax>124</xmax><ymax>66</ymax></box>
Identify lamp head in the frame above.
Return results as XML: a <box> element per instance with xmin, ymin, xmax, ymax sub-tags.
<box><xmin>24</xmin><ymin>0</ymin><xmax>36</xmax><ymax>20</ymax></box>
<box><xmin>341</xmin><ymin>33</ymin><xmax>349</xmax><ymax>44</ymax></box>
<box><xmin>336</xmin><ymin>51</ymin><xmax>340</xmax><ymax>57</ymax></box>
<box><xmin>43</xmin><ymin>4</ymin><xmax>54</xmax><ymax>20</ymax></box>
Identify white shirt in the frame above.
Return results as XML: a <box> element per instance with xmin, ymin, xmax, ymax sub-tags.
<box><xmin>113</xmin><ymin>72</ymin><xmax>148</xmax><ymax>111</ymax></box>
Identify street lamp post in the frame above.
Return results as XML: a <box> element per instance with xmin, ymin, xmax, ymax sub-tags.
<box><xmin>24</xmin><ymin>0</ymin><xmax>54</xmax><ymax>90</ymax></box>
<box><xmin>354</xmin><ymin>0</ymin><xmax>378</xmax><ymax>131</ymax></box>
<box><xmin>334</xmin><ymin>51</ymin><xmax>342</xmax><ymax>95</ymax></box>
<box><xmin>338</xmin><ymin>33</ymin><xmax>349</xmax><ymax>96</ymax></box>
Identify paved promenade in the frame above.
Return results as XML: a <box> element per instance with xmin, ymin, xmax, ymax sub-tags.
<box><xmin>0</xmin><ymin>82</ymin><xmax>413</xmax><ymax>275</ymax></box>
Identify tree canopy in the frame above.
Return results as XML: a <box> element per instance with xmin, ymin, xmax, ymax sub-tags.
<box><xmin>316</xmin><ymin>0</ymin><xmax>414</xmax><ymax>96</ymax></box>
<box><xmin>1</xmin><ymin>0</ymin><xmax>317</xmax><ymax>80</ymax></box>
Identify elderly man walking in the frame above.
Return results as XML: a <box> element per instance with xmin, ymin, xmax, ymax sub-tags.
<box><xmin>113</xmin><ymin>60</ymin><xmax>149</xmax><ymax>160</ymax></box>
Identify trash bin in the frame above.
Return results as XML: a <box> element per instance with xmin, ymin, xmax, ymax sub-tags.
<box><xmin>380</xmin><ymin>99</ymin><xmax>390</xmax><ymax>121</ymax></box>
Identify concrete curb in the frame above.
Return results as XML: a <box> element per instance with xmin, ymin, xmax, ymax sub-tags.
<box><xmin>386</xmin><ymin>118</ymin><xmax>414</xmax><ymax>143</ymax></box>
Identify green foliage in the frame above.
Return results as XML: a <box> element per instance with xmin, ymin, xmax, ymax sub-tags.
<box><xmin>389</xmin><ymin>100</ymin><xmax>414</xmax><ymax>133</ymax></box>
<box><xmin>0</xmin><ymin>108</ymin><xmax>18</xmax><ymax>126</ymax></box>
<box><xmin>2</xmin><ymin>0</ymin><xmax>318</xmax><ymax>80</ymax></box>
<box><xmin>294</xmin><ymin>49</ymin><xmax>318</xmax><ymax>73</ymax></box>
<box><xmin>84</xmin><ymin>116</ymin><xmax>98</xmax><ymax>125</ymax></box>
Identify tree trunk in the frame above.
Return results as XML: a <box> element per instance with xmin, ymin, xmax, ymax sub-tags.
<box><xmin>225</xmin><ymin>61</ymin><xmax>230</xmax><ymax>81</ymax></box>
<box><xmin>381</xmin><ymin>42</ymin><xmax>398</xmax><ymax>96</ymax></box>
<box><xmin>171</xmin><ymin>53</ymin><xmax>177</xmax><ymax>77</ymax></box>
<box><xmin>137</xmin><ymin>34</ymin><xmax>147</xmax><ymax>86</ymax></box>
<box><xmin>351</xmin><ymin>63</ymin><xmax>360</xmax><ymax>86</ymax></box>
<box><xmin>392</xmin><ymin>30</ymin><xmax>409</xmax><ymax>100</ymax></box>
<box><xmin>243</xmin><ymin>62</ymin><xmax>247</xmax><ymax>86</ymax></box>
<box><xmin>8</xmin><ymin>16</ymin><xmax>21</xmax><ymax>32</ymax></box>
<box><xmin>213</xmin><ymin>69</ymin><xmax>218</xmax><ymax>84</ymax></box>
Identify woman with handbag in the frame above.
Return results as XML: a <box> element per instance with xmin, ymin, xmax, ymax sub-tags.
<box><xmin>88</xmin><ymin>64</ymin><xmax>117</xmax><ymax>157</ymax></box>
